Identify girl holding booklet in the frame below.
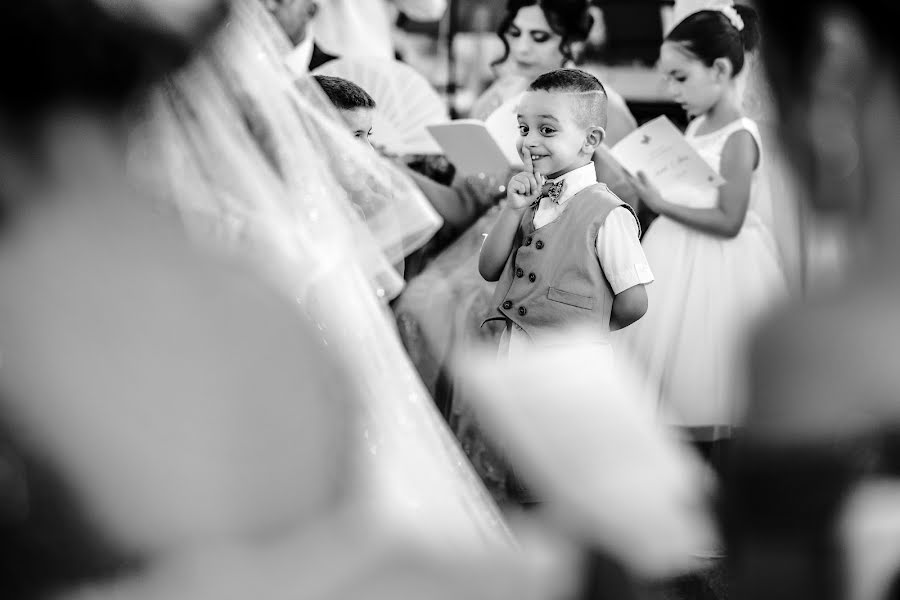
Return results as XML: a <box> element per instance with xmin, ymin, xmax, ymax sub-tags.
<box><xmin>621</xmin><ymin>5</ymin><xmax>787</xmax><ymax>455</ymax></box>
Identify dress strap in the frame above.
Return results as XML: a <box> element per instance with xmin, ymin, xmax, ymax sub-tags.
<box><xmin>715</xmin><ymin>118</ymin><xmax>764</xmax><ymax>170</ymax></box>
<box><xmin>727</xmin><ymin>117</ymin><xmax>762</xmax><ymax>145</ymax></box>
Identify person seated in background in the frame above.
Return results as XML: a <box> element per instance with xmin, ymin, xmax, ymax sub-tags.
<box><xmin>262</xmin><ymin>0</ymin><xmax>338</xmax><ymax>75</ymax></box>
<box><xmin>313</xmin><ymin>75</ymin><xmax>377</xmax><ymax>147</ymax></box>
<box><xmin>313</xmin><ymin>74</ymin><xmax>496</xmax><ymax>243</ymax></box>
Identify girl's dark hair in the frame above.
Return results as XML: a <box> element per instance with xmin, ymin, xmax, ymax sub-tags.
<box><xmin>666</xmin><ymin>5</ymin><xmax>760</xmax><ymax>76</ymax></box>
<box><xmin>493</xmin><ymin>0</ymin><xmax>594</xmax><ymax>69</ymax></box>
<box><xmin>0</xmin><ymin>0</ymin><xmax>226</xmax><ymax>123</ymax></box>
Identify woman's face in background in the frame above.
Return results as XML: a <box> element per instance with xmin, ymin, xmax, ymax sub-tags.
<box><xmin>503</xmin><ymin>5</ymin><xmax>565</xmax><ymax>78</ymax></box>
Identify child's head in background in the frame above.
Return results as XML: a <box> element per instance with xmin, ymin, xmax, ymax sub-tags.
<box><xmin>516</xmin><ymin>68</ymin><xmax>607</xmax><ymax>179</ymax></box>
<box><xmin>313</xmin><ymin>75</ymin><xmax>376</xmax><ymax>148</ymax></box>
<box><xmin>660</xmin><ymin>5</ymin><xmax>760</xmax><ymax>117</ymax></box>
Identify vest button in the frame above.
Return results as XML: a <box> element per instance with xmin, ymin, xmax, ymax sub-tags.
<box><xmin>502</xmin><ymin>301</ymin><xmax>513</xmax><ymax>310</ymax></box>
<box><xmin>516</xmin><ymin>268</ymin><xmax>524</xmax><ymax>278</ymax></box>
<box><xmin>518</xmin><ymin>306</ymin><xmax>527</xmax><ymax>316</ymax></box>
<box><xmin>529</xmin><ymin>273</ymin><xmax>536</xmax><ymax>282</ymax></box>
<box><xmin>524</xmin><ymin>238</ymin><xmax>532</xmax><ymax>246</ymax></box>
<box><xmin>535</xmin><ymin>240</ymin><xmax>544</xmax><ymax>250</ymax></box>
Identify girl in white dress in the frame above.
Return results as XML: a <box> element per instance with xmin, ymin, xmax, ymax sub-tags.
<box><xmin>623</xmin><ymin>5</ymin><xmax>787</xmax><ymax>443</ymax></box>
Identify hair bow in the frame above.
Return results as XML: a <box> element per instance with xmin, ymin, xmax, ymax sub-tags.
<box><xmin>718</xmin><ymin>5</ymin><xmax>744</xmax><ymax>31</ymax></box>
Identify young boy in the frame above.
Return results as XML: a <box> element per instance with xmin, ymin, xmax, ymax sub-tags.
<box><xmin>312</xmin><ymin>74</ymin><xmax>376</xmax><ymax>148</ymax></box>
<box><xmin>479</xmin><ymin>69</ymin><xmax>653</xmax><ymax>358</ymax></box>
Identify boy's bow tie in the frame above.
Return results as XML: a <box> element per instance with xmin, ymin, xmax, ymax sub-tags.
<box><xmin>537</xmin><ymin>180</ymin><xmax>565</xmax><ymax>203</ymax></box>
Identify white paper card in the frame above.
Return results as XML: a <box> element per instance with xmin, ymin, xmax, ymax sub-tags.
<box><xmin>609</xmin><ymin>116</ymin><xmax>725</xmax><ymax>190</ymax></box>
<box><xmin>427</xmin><ymin>119</ymin><xmax>522</xmax><ymax>176</ymax></box>
<box><xmin>482</xmin><ymin>95</ymin><xmax>524</xmax><ymax>169</ymax></box>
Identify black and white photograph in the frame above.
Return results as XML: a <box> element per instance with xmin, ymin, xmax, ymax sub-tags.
<box><xmin>0</xmin><ymin>1</ymin><xmax>895</xmax><ymax>599</ymax></box>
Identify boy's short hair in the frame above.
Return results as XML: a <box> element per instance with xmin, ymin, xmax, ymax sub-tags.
<box><xmin>313</xmin><ymin>75</ymin><xmax>376</xmax><ymax>111</ymax></box>
<box><xmin>527</xmin><ymin>69</ymin><xmax>608</xmax><ymax>130</ymax></box>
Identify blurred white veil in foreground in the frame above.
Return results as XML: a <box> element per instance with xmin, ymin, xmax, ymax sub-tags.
<box><xmin>129</xmin><ymin>0</ymin><xmax>506</xmax><ymax>549</ymax></box>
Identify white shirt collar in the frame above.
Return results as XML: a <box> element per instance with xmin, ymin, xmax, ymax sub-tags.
<box><xmin>284</xmin><ymin>35</ymin><xmax>316</xmax><ymax>77</ymax></box>
<box><xmin>547</xmin><ymin>162</ymin><xmax>597</xmax><ymax>206</ymax></box>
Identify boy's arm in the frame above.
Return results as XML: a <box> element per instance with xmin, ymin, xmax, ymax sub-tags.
<box><xmin>478</xmin><ymin>205</ymin><xmax>527</xmax><ymax>282</ymax></box>
<box><xmin>479</xmin><ymin>154</ymin><xmax>542</xmax><ymax>282</ymax></box>
<box><xmin>611</xmin><ymin>285</ymin><xmax>648</xmax><ymax>331</ymax></box>
<box><xmin>597</xmin><ymin>207</ymin><xmax>654</xmax><ymax>330</ymax></box>
<box><xmin>402</xmin><ymin>167</ymin><xmax>493</xmax><ymax>233</ymax></box>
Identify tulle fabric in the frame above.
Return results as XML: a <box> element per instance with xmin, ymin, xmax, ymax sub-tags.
<box><xmin>130</xmin><ymin>0</ymin><xmax>507</xmax><ymax>547</ymax></box>
<box><xmin>617</xmin><ymin>215</ymin><xmax>785</xmax><ymax>435</ymax></box>
<box><xmin>133</xmin><ymin>0</ymin><xmax>442</xmax><ymax>301</ymax></box>
<box><xmin>396</xmin><ymin>207</ymin><xmax>510</xmax><ymax>497</ymax></box>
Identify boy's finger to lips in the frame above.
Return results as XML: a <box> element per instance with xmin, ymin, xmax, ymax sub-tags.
<box><xmin>522</xmin><ymin>150</ymin><xmax>533</xmax><ymax>173</ymax></box>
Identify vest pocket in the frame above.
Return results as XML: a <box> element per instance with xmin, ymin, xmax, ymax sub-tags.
<box><xmin>547</xmin><ymin>288</ymin><xmax>594</xmax><ymax>310</ymax></box>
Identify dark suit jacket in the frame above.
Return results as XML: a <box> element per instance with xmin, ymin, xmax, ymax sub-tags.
<box><xmin>309</xmin><ymin>43</ymin><xmax>338</xmax><ymax>71</ymax></box>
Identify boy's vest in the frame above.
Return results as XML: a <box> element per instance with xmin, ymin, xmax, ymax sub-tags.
<box><xmin>483</xmin><ymin>183</ymin><xmax>637</xmax><ymax>342</ymax></box>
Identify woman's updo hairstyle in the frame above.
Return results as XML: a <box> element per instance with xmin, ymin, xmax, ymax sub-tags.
<box><xmin>494</xmin><ymin>0</ymin><xmax>595</xmax><ymax>68</ymax></box>
<box><xmin>666</xmin><ymin>4</ymin><xmax>760</xmax><ymax>77</ymax></box>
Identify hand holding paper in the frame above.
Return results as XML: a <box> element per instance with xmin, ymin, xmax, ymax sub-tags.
<box><xmin>609</xmin><ymin>116</ymin><xmax>724</xmax><ymax>192</ymax></box>
<box><xmin>628</xmin><ymin>171</ymin><xmax>666</xmax><ymax>213</ymax></box>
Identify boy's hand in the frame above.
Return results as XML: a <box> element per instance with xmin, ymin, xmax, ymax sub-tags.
<box><xmin>506</xmin><ymin>151</ymin><xmax>545</xmax><ymax>210</ymax></box>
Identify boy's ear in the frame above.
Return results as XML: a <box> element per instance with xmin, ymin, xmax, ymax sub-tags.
<box><xmin>583</xmin><ymin>126</ymin><xmax>606</xmax><ymax>153</ymax></box>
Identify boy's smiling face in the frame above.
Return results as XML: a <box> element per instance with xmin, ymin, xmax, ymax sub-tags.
<box><xmin>339</xmin><ymin>107</ymin><xmax>374</xmax><ymax>149</ymax></box>
<box><xmin>516</xmin><ymin>91</ymin><xmax>596</xmax><ymax>179</ymax></box>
